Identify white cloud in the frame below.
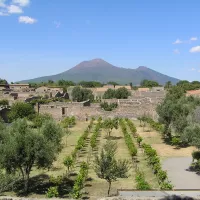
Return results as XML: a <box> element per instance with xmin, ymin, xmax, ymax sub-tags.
<box><xmin>7</xmin><ymin>5</ymin><xmax>23</xmax><ymax>13</ymax></box>
<box><xmin>191</xmin><ymin>68</ymin><xmax>196</xmax><ymax>71</ymax></box>
<box><xmin>198</xmin><ymin>70</ymin><xmax>200</xmax><ymax>73</ymax></box>
<box><xmin>12</xmin><ymin>0</ymin><xmax>30</xmax><ymax>7</ymax></box>
<box><xmin>53</xmin><ymin>21</ymin><xmax>61</xmax><ymax>28</ymax></box>
<box><xmin>190</xmin><ymin>46</ymin><xmax>200</xmax><ymax>53</ymax></box>
<box><xmin>173</xmin><ymin>49</ymin><xmax>180</xmax><ymax>54</ymax></box>
<box><xmin>173</xmin><ymin>39</ymin><xmax>183</xmax><ymax>44</ymax></box>
<box><xmin>190</xmin><ymin>37</ymin><xmax>198</xmax><ymax>41</ymax></box>
<box><xmin>19</xmin><ymin>15</ymin><xmax>37</xmax><ymax>24</ymax></box>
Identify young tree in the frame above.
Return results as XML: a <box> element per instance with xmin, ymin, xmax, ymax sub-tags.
<box><xmin>64</xmin><ymin>156</ymin><xmax>74</xmax><ymax>175</ymax></box>
<box><xmin>0</xmin><ymin>119</ymin><xmax>63</xmax><ymax>193</ymax></box>
<box><xmin>103</xmin><ymin>89</ymin><xmax>116</xmax><ymax>99</ymax></box>
<box><xmin>103</xmin><ymin>118</ymin><xmax>118</xmax><ymax>137</ymax></box>
<box><xmin>94</xmin><ymin>141</ymin><xmax>129</xmax><ymax>196</ymax></box>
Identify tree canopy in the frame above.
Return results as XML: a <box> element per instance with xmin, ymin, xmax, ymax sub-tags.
<box><xmin>71</xmin><ymin>86</ymin><xmax>94</xmax><ymax>102</ymax></box>
<box><xmin>0</xmin><ymin>119</ymin><xmax>63</xmax><ymax>193</ymax></box>
<box><xmin>140</xmin><ymin>79</ymin><xmax>160</xmax><ymax>87</ymax></box>
<box><xmin>103</xmin><ymin>87</ymin><xmax>131</xmax><ymax>99</ymax></box>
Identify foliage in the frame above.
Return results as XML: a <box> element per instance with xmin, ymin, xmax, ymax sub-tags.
<box><xmin>126</xmin><ymin>119</ymin><xmax>137</xmax><ymax>136</ymax></box>
<box><xmin>192</xmin><ymin>151</ymin><xmax>200</xmax><ymax>161</ymax></box>
<box><xmin>137</xmin><ymin>136</ymin><xmax>143</xmax><ymax>146</ymax></box>
<box><xmin>103</xmin><ymin>89</ymin><xmax>116</xmax><ymax>99</ymax></box>
<box><xmin>0</xmin><ymin>119</ymin><xmax>63</xmax><ymax>193</ymax></box>
<box><xmin>79</xmin><ymin>81</ymin><xmax>103</xmax><ymax>88</ymax></box>
<box><xmin>63</xmin><ymin>156</ymin><xmax>74</xmax><ymax>173</ymax></box>
<box><xmin>171</xmin><ymin>137</ymin><xmax>181</xmax><ymax>146</ymax></box>
<box><xmin>135</xmin><ymin>170</ymin><xmax>151</xmax><ymax>190</ymax></box>
<box><xmin>32</xmin><ymin>113</ymin><xmax>53</xmax><ymax>128</ymax></box>
<box><xmin>140</xmin><ymin>79</ymin><xmax>159</xmax><ymax>87</ymax></box>
<box><xmin>0</xmin><ymin>99</ymin><xmax>9</xmax><ymax>106</ymax></box>
<box><xmin>176</xmin><ymin>80</ymin><xmax>200</xmax><ymax>91</ymax></box>
<box><xmin>103</xmin><ymin>118</ymin><xmax>119</xmax><ymax>137</ymax></box>
<box><xmin>8</xmin><ymin>102</ymin><xmax>35</xmax><ymax>121</ymax></box>
<box><xmin>103</xmin><ymin>87</ymin><xmax>131</xmax><ymax>99</ymax></box>
<box><xmin>71</xmin><ymin>162</ymin><xmax>89</xmax><ymax>199</ymax></box>
<box><xmin>72</xmin><ymin>86</ymin><xmax>94</xmax><ymax>102</ymax></box>
<box><xmin>90</xmin><ymin>120</ymin><xmax>102</xmax><ymax>150</ymax></box>
<box><xmin>46</xmin><ymin>186</ymin><xmax>59</xmax><ymax>198</ymax></box>
<box><xmin>94</xmin><ymin>140</ymin><xmax>129</xmax><ymax>196</ymax></box>
<box><xmin>0</xmin><ymin>79</ymin><xmax>8</xmax><ymax>84</ymax></box>
<box><xmin>61</xmin><ymin>116</ymin><xmax>76</xmax><ymax>128</ymax></box>
<box><xmin>100</xmin><ymin>102</ymin><xmax>118</xmax><ymax>111</ymax></box>
<box><xmin>119</xmin><ymin>120</ymin><xmax>137</xmax><ymax>157</ymax></box>
<box><xmin>107</xmin><ymin>81</ymin><xmax>119</xmax><ymax>86</ymax></box>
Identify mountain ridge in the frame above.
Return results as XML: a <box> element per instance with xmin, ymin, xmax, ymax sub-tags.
<box><xmin>19</xmin><ymin>59</ymin><xmax>180</xmax><ymax>85</ymax></box>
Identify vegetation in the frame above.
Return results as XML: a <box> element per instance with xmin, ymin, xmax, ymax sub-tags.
<box><xmin>119</xmin><ymin>119</ymin><xmax>137</xmax><ymax>157</ymax></box>
<box><xmin>8</xmin><ymin>102</ymin><xmax>35</xmax><ymax>121</ymax></box>
<box><xmin>0</xmin><ymin>99</ymin><xmax>9</xmax><ymax>106</ymax></box>
<box><xmin>71</xmin><ymin>162</ymin><xmax>89</xmax><ymax>199</ymax></box>
<box><xmin>103</xmin><ymin>87</ymin><xmax>131</xmax><ymax>99</ymax></box>
<box><xmin>0</xmin><ymin>119</ymin><xmax>63</xmax><ymax>193</ymax></box>
<box><xmin>140</xmin><ymin>79</ymin><xmax>159</xmax><ymax>88</ymax></box>
<box><xmin>78</xmin><ymin>81</ymin><xmax>103</xmax><ymax>88</ymax></box>
<box><xmin>0</xmin><ymin>79</ymin><xmax>8</xmax><ymax>84</ymax></box>
<box><xmin>135</xmin><ymin>170</ymin><xmax>151</xmax><ymax>190</ymax></box>
<box><xmin>157</xmin><ymin>86</ymin><xmax>200</xmax><ymax>144</ymax></box>
<box><xmin>100</xmin><ymin>102</ymin><xmax>118</xmax><ymax>111</ymax></box>
<box><xmin>94</xmin><ymin>140</ymin><xmax>129</xmax><ymax>196</ymax></box>
<box><xmin>103</xmin><ymin>118</ymin><xmax>119</xmax><ymax>137</ymax></box>
<box><xmin>72</xmin><ymin>86</ymin><xmax>94</xmax><ymax>102</ymax></box>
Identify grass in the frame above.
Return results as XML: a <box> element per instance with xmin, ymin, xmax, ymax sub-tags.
<box><xmin>4</xmin><ymin>118</ymin><xmax>193</xmax><ymax>199</ymax></box>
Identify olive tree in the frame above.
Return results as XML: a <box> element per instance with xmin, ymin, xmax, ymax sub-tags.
<box><xmin>0</xmin><ymin>119</ymin><xmax>63</xmax><ymax>193</ymax></box>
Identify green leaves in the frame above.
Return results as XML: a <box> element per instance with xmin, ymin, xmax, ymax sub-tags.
<box><xmin>120</xmin><ymin>120</ymin><xmax>137</xmax><ymax>157</ymax></box>
<box><xmin>90</xmin><ymin>120</ymin><xmax>102</xmax><ymax>150</ymax></box>
<box><xmin>135</xmin><ymin>171</ymin><xmax>151</xmax><ymax>190</ymax></box>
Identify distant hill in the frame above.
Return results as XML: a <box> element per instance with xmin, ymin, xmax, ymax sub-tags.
<box><xmin>19</xmin><ymin>59</ymin><xmax>179</xmax><ymax>85</ymax></box>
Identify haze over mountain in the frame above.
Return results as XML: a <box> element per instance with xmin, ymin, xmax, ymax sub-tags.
<box><xmin>20</xmin><ymin>59</ymin><xmax>179</xmax><ymax>85</ymax></box>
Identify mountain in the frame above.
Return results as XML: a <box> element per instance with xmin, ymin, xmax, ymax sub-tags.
<box><xmin>19</xmin><ymin>58</ymin><xmax>179</xmax><ymax>85</ymax></box>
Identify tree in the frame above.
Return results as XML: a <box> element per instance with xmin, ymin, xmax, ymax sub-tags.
<box><xmin>94</xmin><ymin>141</ymin><xmax>129</xmax><ymax>196</ymax></box>
<box><xmin>107</xmin><ymin>81</ymin><xmax>119</xmax><ymax>87</ymax></box>
<box><xmin>64</xmin><ymin>156</ymin><xmax>74</xmax><ymax>175</ymax></box>
<box><xmin>8</xmin><ymin>102</ymin><xmax>35</xmax><ymax>121</ymax></box>
<box><xmin>103</xmin><ymin>118</ymin><xmax>118</xmax><ymax>137</ymax></box>
<box><xmin>115</xmin><ymin>87</ymin><xmax>131</xmax><ymax>99</ymax></box>
<box><xmin>165</xmin><ymin>81</ymin><xmax>172</xmax><ymax>89</ymax></box>
<box><xmin>0</xmin><ymin>119</ymin><xmax>63</xmax><ymax>193</ymax></box>
<box><xmin>32</xmin><ymin>113</ymin><xmax>53</xmax><ymax>128</ymax></box>
<box><xmin>0</xmin><ymin>79</ymin><xmax>8</xmax><ymax>84</ymax></box>
<box><xmin>140</xmin><ymin>79</ymin><xmax>159</xmax><ymax>87</ymax></box>
<box><xmin>72</xmin><ymin>86</ymin><xmax>94</xmax><ymax>102</ymax></box>
<box><xmin>103</xmin><ymin>89</ymin><xmax>116</xmax><ymax>99</ymax></box>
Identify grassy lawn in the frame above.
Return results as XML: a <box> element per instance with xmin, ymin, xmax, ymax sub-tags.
<box><xmin>134</xmin><ymin>120</ymin><xmax>195</xmax><ymax>159</ymax></box>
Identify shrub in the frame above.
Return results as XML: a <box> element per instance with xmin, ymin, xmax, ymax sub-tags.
<box><xmin>135</xmin><ymin>171</ymin><xmax>151</xmax><ymax>190</ymax></box>
<box><xmin>100</xmin><ymin>102</ymin><xmax>118</xmax><ymax>111</ymax></box>
<box><xmin>192</xmin><ymin>151</ymin><xmax>200</xmax><ymax>161</ymax></box>
<box><xmin>171</xmin><ymin>137</ymin><xmax>181</xmax><ymax>146</ymax></box>
<box><xmin>46</xmin><ymin>186</ymin><xmax>59</xmax><ymax>198</ymax></box>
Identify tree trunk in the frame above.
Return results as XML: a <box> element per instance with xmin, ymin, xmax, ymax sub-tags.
<box><xmin>24</xmin><ymin>172</ymin><xmax>30</xmax><ymax>193</ymax></box>
<box><xmin>107</xmin><ymin>181</ymin><xmax>111</xmax><ymax>196</ymax></box>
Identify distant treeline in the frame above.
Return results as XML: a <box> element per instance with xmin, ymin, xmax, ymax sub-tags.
<box><xmin>3</xmin><ymin>78</ymin><xmax>200</xmax><ymax>91</ymax></box>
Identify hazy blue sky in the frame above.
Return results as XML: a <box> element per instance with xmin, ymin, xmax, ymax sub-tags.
<box><xmin>0</xmin><ymin>0</ymin><xmax>200</xmax><ymax>82</ymax></box>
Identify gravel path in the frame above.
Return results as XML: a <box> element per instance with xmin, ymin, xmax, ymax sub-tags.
<box><xmin>162</xmin><ymin>157</ymin><xmax>200</xmax><ymax>189</ymax></box>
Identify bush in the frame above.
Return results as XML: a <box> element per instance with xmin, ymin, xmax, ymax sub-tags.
<box><xmin>192</xmin><ymin>151</ymin><xmax>200</xmax><ymax>161</ymax></box>
<box><xmin>0</xmin><ymin>99</ymin><xmax>9</xmax><ymax>106</ymax></box>
<box><xmin>135</xmin><ymin>171</ymin><xmax>151</xmax><ymax>190</ymax></box>
<box><xmin>100</xmin><ymin>102</ymin><xmax>118</xmax><ymax>111</ymax></box>
<box><xmin>46</xmin><ymin>186</ymin><xmax>59</xmax><ymax>198</ymax></box>
<box><xmin>171</xmin><ymin>137</ymin><xmax>181</xmax><ymax>146</ymax></box>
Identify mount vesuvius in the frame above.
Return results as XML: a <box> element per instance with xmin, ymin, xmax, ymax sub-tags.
<box><xmin>20</xmin><ymin>59</ymin><xmax>179</xmax><ymax>85</ymax></box>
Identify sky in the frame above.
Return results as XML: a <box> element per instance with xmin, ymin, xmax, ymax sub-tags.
<box><xmin>0</xmin><ymin>0</ymin><xmax>200</xmax><ymax>82</ymax></box>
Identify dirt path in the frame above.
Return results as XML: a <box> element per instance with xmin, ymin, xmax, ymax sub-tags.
<box><xmin>162</xmin><ymin>157</ymin><xmax>200</xmax><ymax>189</ymax></box>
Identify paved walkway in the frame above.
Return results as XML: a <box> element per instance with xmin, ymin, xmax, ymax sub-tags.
<box><xmin>119</xmin><ymin>191</ymin><xmax>200</xmax><ymax>198</ymax></box>
<box><xmin>162</xmin><ymin>157</ymin><xmax>200</xmax><ymax>189</ymax></box>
